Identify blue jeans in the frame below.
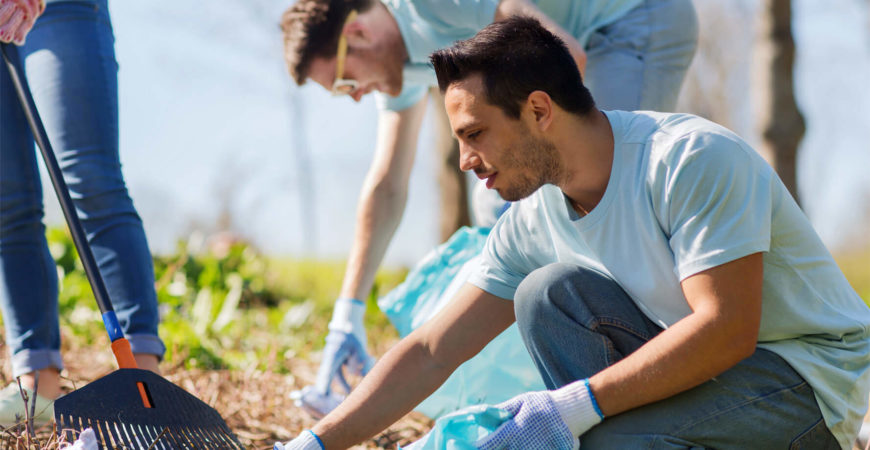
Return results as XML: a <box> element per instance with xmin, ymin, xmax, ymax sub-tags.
<box><xmin>586</xmin><ymin>0</ymin><xmax>698</xmax><ymax>112</ymax></box>
<box><xmin>514</xmin><ymin>263</ymin><xmax>839</xmax><ymax>449</ymax></box>
<box><xmin>0</xmin><ymin>0</ymin><xmax>164</xmax><ymax>377</ymax></box>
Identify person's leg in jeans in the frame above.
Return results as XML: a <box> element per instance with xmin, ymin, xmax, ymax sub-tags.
<box><xmin>514</xmin><ymin>263</ymin><xmax>838</xmax><ymax>448</ymax></box>
<box><xmin>0</xmin><ymin>0</ymin><xmax>164</xmax><ymax>400</ymax></box>
<box><xmin>584</xmin><ymin>0</ymin><xmax>699</xmax><ymax>112</ymax></box>
<box><xmin>0</xmin><ymin>36</ymin><xmax>64</xmax><ymax>399</ymax></box>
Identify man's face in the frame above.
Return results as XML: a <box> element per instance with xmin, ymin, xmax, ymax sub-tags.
<box><xmin>445</xmin><ymin>75</ymin><xmax>561</xmax><ymax>202</ymax></box>
<box><xmin>307</xmin><ymin>24</ymin><xmax>405</xmax><ymax>102</ymax></box>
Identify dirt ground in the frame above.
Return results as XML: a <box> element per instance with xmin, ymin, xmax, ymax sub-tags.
<box><xmin>2</xmin><ymin>342</ymin><xmax>869</xmax><ymax>449</ymax></box>
<box><xmin>0</xmin><ymin>343</ymin><xmax>431</xmax><ymax>449</ymax></box>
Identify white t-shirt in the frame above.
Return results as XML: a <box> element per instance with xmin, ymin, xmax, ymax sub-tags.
<box><xmin>468</xmin><ymin>110</ymin><xmax>870</xmax><ymax>448</ymax></box>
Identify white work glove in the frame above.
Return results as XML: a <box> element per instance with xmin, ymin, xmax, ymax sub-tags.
<box><xmin>0</xmin><ymin>0</ymin><xmax>44</xmax><ymax>45</ymax></box>
<box><xmin>291</xmin><ymin>298</ymin><xmax>375</xmax><ymax>418</ymax></box>
<box><xmin>475</xmin><ymin>379</ymin><xmax>604</xmax><ymax>450</ymax></box>
<box><xmin>274</xmin><ymin>429</ymin><xmax>324</xmax><ymax>450</ymax></box>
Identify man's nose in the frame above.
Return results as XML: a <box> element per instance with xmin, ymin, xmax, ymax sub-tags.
<box><xmin>458</xmin><ymin>144</ymin><xmax>480</xmax><ymax>172</ymax></box>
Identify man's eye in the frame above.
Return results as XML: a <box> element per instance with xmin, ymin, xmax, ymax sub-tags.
<box><xmin>468</xmin><ymin>130</ymin><xmax>481</xmax><ymax>139</ymax></box>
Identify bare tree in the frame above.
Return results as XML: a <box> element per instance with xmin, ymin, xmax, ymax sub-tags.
<box><xmin>429</xmin><ymin>87</ymin><xmax>471</xmax><ymax>241</ymax></box>
<box><xmin>754</xmin><ymin>0</ymin><xmax>805</xmax><ymax>204</ymax></box>
<box><xmin>677</xmin><ymin>0</ymin><xmax>756</xmax><ymax>139</ymax></box>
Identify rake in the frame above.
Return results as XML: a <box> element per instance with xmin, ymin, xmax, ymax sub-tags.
<box><xmin>1</xmin><ymin>43</ymin><xmax>244</xmax><ymax>449</ymax></box>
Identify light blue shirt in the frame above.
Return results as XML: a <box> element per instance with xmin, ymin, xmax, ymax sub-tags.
<box><xmin>468</xmin><ymin>110</ymin><xmax>870</xmax><ymax>448</ymax></box>
<box><xmin>375</xmin><ymin>0</ymin><xmax>642</xmax><ymax>111</ymax></box>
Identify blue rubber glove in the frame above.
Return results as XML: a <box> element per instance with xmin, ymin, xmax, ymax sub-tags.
<box><xmin>474</xmin><ymin>380</ymin><xmax>603</xmax><ymax>450</ymax></box>
<box><xmin>292</xmin><ymin>298</ymin><xmax>375</xmax><ymax>418</ymax></box>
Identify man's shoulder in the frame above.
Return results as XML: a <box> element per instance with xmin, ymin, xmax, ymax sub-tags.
<box><xmin>610</xmin><ymin>110</ymin><xmax>752</xmax><ymax>168</ymax></box>
<box><xmin>609</xmin><ymin>110</ymin><xmax>732</xmax><ymax>145</ymax></box>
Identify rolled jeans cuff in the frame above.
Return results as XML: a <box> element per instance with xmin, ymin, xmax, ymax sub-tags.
<box><xmin>11</xmin><ymin>349</ymin><xmax>64</xmax><ymax>378</ymax></box>
<box><xmin>127</xmin><ymin>333</ymin><xmax>166</xmax><ymax>361</ymax></box>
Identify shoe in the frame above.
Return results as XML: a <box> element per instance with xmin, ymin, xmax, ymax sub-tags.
<box><xmin>0</xmin><ymin>382</ymin><xmax>55</xmax><ymax>427</ymax></box>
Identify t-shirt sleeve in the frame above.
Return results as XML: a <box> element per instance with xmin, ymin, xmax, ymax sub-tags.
<box><xmin>664</xmin><ymin>133</ymin><xmax>773</xmax><ymax>280</ymax></box>
<box><xmin>467</xmin><ymin>207</ymin><xmax>532</xmax><ymax>300</ymax></box>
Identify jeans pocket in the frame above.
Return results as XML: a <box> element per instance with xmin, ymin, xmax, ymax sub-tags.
<box><xmin>788</xmin><ymin>417</ymin><xmax>839</xmax><ymax>450</ymax></box>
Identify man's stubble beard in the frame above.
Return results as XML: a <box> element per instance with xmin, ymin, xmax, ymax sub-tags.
<box><xmin>497</xmin><ymin>132</ymin><xmax>562</xmax><ymax>202</ymax></box>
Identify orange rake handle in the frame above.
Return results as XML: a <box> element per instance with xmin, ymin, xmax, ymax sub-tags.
<box><xmin>111</xmin><ymin>338</ymin><xmax>153</xmax><ymax>409</ymax></box>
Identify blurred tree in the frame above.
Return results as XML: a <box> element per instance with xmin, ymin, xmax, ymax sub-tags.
<box><xmin>677</xmin><ymin>0</ymin><xmax>755</xmax><ymax>138</ymax></box>
<box><xmin>754</xmin><ymin>0</ymin><xmax>805</xmax><ymax>204</ymax></box>
<box><xmin>430</xmin><ymin>87</ymin><xmax>471</xmax><ymax>241</ymax></box>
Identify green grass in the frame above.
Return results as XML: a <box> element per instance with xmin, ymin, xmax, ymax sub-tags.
<box><xmin>44</xmin><ymin>227</ymin><xmax>408</xmax><ymax>372</ymax></box>
<box><xmin>16</xmin><ymin>228</ymin><xmax>870</xmax><ymax>372</ymax></box>
<box><xmin>835</xmin><ymin>246</ymin><xmax>870</xmax><ymax>307</ymax></box>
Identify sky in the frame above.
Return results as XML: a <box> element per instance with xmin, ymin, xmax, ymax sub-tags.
<box><xmin>36</xmin><ymin>0</ymin><xmax>870</xmax><ymax>266</ymax></box>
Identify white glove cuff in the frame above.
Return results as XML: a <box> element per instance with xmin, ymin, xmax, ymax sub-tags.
<box><xmin>551</xmin><ymin>378</ymin><xmax>604</xmax><ymax>437</ymax></box>
<box><xmin>275</xmin><ymin>429</ymin><xmax>323</xmax><ymax>450</ymax></box>
<box><xmin>328</xmin><ymin>298</ymin><xmax>365</xmax><ymax>333</ymax></box>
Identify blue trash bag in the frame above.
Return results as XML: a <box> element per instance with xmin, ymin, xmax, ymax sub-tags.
<box><xmin>398</xmin><ymin>404</ymin><xmax>513</xmax><ymax>450</ymax></box>
<box><xmin>378</xmin><ymin>226</ymin><xmax>546</xmax><ymax>419</ymax></box>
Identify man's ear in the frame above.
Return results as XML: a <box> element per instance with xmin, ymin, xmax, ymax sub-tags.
<box><xmin>344</xmin><ymin>16</ymin><xmax>370</xmax><ymax>48</ymax></box>
<box><xmin>527</xmin><ymin>90</ymin><xmax>554</xmax><ymax>131</ymax></box>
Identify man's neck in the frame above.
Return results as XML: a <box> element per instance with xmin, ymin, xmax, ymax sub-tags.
<box><xmin>554</xmin><ymin>109</ymin><xmax>614</xmax><ymax>213</ymax></box>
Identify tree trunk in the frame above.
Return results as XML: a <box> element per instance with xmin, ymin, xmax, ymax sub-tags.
<box><xmin>754</xmin><ymin>0</ymin><xmax>805</xmax><ymax>205</ymax></box>
<box><xmin>430</xmin><ymin>87</ymin><xmax>471</xmax><ymax>241</ymax></box>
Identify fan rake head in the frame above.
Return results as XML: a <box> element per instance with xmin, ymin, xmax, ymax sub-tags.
<box><xmin>54</xmin><ymin>369</ymin><xmax>243</xmax><ymax>449</ymax></box>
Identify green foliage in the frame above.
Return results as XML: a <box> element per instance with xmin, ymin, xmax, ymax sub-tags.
<box><xmin>27</xmin><ymin>227</ymin><xmax>870</xmax><ymax>377</ymax></box>
<box><xmin>835</xmin><ymin>247</ymin><xmax>870</xmax><ymax>307</ymax></box>
<box><xmin>43</xmin><ymin>227</ymin><xmax>407</xmax><ymax>372</ymax></box>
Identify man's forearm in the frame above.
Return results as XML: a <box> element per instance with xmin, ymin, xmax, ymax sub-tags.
<box><xmin>310</xmin><ymin>286</ymin><xmax>515</xmax><ymax>449</ymax></box>
<box><xmin>339</xmin><ymin>178</ymin><xmax>408</xmax><ymax>300</ymax></box>
<box><xmin>589</xmin><ymin>308</ymin><xmax>757</xmax><ymax>418</ymax></box>
<box><xmin>338</xmin><ymin>100</ymin><xmax>429</xmax><ymax>301</ymax></box>
<box><xmin>311</xmin><ymin>330</ymin><xmax>455</xmax><ymax>448</ymax></box>
<box><xmin>590</xmin><ymin>254</ymin><xmax>763</xmax><ymax>418</ymax></box>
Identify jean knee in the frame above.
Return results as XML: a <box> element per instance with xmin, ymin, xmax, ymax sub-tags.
<box><xmin>0</xmin><ymin>192</ymin><xmax>46</xmax><ymax>245</ymax></box>
<box><xmin>64</xmin><ymin>165</ymin><xmax>138</xmax><ymax>223</ymax></box>
<box><xmin>515</xmin><ymin>263</ymin><xmax>590</xmax><ymax>328</ymax></box>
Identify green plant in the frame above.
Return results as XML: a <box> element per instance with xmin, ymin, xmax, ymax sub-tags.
<box><xmin>33</xmin><ymin>227</ymin><xmax>407</xmax><ymax>372</ymax></box>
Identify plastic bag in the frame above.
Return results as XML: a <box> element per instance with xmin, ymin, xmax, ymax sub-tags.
<box><xmin>378</xmin><ymin>227</ymin><xmax>546</xmax><ymax>419</ymax></box>
<box><xmin>399</xmin><ymin>404</ymin><xmax>512</xmax><ymax>450</ymax></box>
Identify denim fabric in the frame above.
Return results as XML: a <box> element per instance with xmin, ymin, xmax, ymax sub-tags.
<box><xmin>585</xmin><ymin>0</ymin><xmax>698</xmax><ymax>112</ymax></box>
<box><xmin>0</xmin><ymin>0</ymin><xmax>164</xmax><ymax>377</ymax></box>
<box><xmin>514</xmin><ymin>263</ymin><xmax>839</xmax><ymax>449</ymax></box>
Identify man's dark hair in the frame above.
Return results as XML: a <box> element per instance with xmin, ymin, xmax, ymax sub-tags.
<box><xmin>280</xmin><ymin>0</ymin><xmax>375</xmax><ymax>85</ymax></box>
<box><xmin>430</xmin><ymin>16</ymin><xmax>595</xmax><ymax>119</ymax></box>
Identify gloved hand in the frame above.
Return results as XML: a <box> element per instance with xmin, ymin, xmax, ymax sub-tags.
<box><xmin>474</xmin><ymin>379</ymin><xmax>604</xmax><ymax>450</ymax></box>
<box><xmin>0</xmin><ymin>0</ymin><xmax>44</xmax><ymax>45</ymax></box>
<box><xmin>292</xmin><ymin>298</ymin><xmax>375</xmax><ymax>418</ymax></box>
<box><xmin>274</xmin><ymin>429</ymin><xmax>324</xmax><ymax>450</ymax></box>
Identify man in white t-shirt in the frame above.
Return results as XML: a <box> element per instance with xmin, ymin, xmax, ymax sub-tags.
<box><xmin>279</xmin><ymin>0</ymin><xmax>697</xmax><ymax>417</ymax></box>
<box><xmin>277</xmin><ymin>16</ymin><xmax>870</xmax><ymax>449</ymax></box>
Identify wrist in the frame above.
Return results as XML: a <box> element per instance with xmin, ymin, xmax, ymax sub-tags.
<box><xmin>328</xmin><ymin>298</ymin><xmax>365</xmax><ymax>332</ymax></box>
<box><xmin>275</xmin><ymin>429</ymin><xmax>323</xmax><ymax>450</ymax></box>
<box><xmin>550</xmin><ymin>378</ymin><xmax>603</xmax><ymax>437</ymax></box>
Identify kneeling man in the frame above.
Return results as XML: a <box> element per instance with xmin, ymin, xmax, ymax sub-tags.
<box><xmin>281</xmin><ymin>16</ymin><xmax>870</xmax><ymax>449</ymax></box>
